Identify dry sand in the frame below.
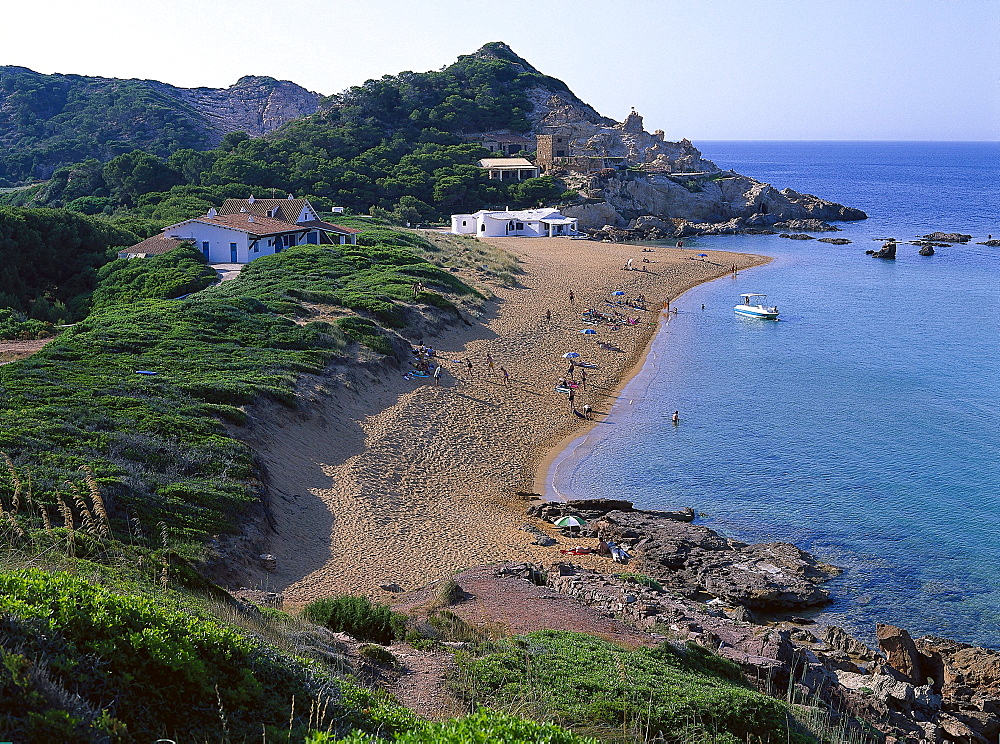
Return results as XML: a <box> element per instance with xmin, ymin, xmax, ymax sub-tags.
<box><xmin>249</xmin><ymin>237</ymin><xmax>769</xmax><ymax>603</ymax></box>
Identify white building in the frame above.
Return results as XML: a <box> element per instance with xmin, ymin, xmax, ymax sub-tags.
<box><xmin>477</xmin><ymin>158</ymin><xmax>541</xmax><ymax>181</ymax></box>
<box><xmin>121</xmin><ymin>196</ymin><xmax>360</xmax><ymax>263</ymax></box>
<box><xmin>450</xmin><ymin>208</ymin><xmax>579</xmax><ymax>238</ymax></box>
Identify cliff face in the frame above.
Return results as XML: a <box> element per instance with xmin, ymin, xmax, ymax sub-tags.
<box><xmin>153</xmin><ymin>75</ymin><xmax>320</xmax><ymax>137</ymax></box>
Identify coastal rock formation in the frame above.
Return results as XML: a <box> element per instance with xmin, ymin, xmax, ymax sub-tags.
<box><xmin>977</xmin><ymin>239</ymin><xmax>1000</xmax><ymax>247</ymax></box>
<box><xmin>872</xmin><ymin>241</ymin><xmax>897</xmax><ymax>259</ymax></box>
<box><xmin>818</xmin><ymin>237</ymin><xmax>852</xmax><ymax>245</ymax></box>
<box><xmin>919</xmin><ymin>244</ymin><xmax>936</xmax><ymax>256</ymax></box>
<box><xmin>779</xmin><ymin>233</ymin><xmax>815</xmax><ymax>240</ymax></box>
<box><xmin>773</xmin><ymin>219</ymin><xmax>840</xmax><ymax>232</ymax></box>
<box><xmin>877</xmin><ymin>624</ymin><xmax>926</xmax><ymax>684</ymax></box>
<box><xmin>922</xmin><ymin>232</ymin><xmax>972</xmax><ymax>243</ymax></box>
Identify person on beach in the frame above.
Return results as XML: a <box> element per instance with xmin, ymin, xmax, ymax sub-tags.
<box><xmin>676</xmin><ymin>239</ymin><xmax>683</xmax><ymax>248</ymax></box>
<box><xmin>569</xmin><ymin>289</ymin><xmax>575</xmax><ymax>304</ymax></box>
<box><xmin>583</xmin><ymin>403</ymin><xmax>592</xmax><ymax>419</ymax></box>
<box><xmin>566</xmin><ymin>362</ymin><xmax>575</xmax><ymax>379</ymax></box>
<box><xmin>671</xmin><ymin>410</ymin><xmax>679</xmax><ymax>424</ymax></box>
<box><xmin>486</xmin><ymin>352</ymin><xmax>494</xmax><ymax>374</ymax></box>
<box><xmin>580</xmin><ymin>368</ymin><xmax>587</xmax><ymax>389</ymax></box>
<box><xmin>433</xmin><ymin>365</ymin><xmax>442</xmax><ymax>385</ymax></box>
<box><xmin>466</xmin><ymin>358</ymin><xmax>474</xmax><ymax>377</ymax></box>
<box><xmin>545</xmin><ymin>309</ymin><xmax>552</xmax><ymax>323</ymax></box>
<box><xmin>500</xmin><ymin>366</ymin><xmax>510</xmax><ymax>386</ymax></box>
<box><xmin>568</xmin><ymin>387</ymin><xmax>576</xmax><ymax>412</ymax></box>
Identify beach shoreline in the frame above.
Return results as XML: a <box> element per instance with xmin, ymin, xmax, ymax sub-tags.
<box><xmin>245</xmin><ymin>236</ymin><xmax>770</xmax><ymax>602</ymax></box>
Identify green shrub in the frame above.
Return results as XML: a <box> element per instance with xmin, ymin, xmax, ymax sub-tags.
<box><xmin>0</xmin><ymin>308</ymin><xmax>53</xmax><ymax>340</ymax></box>
<box><xmin>330</xmin><ymin>710</ymin><xmax>598</xmax><ymax>743</ymax></box>
<box><xmin>91</xmin><ymin>243</ymin><xmax>218</xmax><ymax>309</ymax></box>
<box><xmin>0</xmin><ymin>568</ymin><xmax>397</xmax><ymax>742</ymax></box>
<box><xmin>451</xmin><ymin>630</ymin><xmax>810</xmax><ymax>743</ymax></box>
<box><xmin>359</xmin><ymin>643</ymin><xmax>399</xmax><ymax>667</ymax></box>
<box><xmin>302</xmin><ymin>595</ymin><xmax>407</xmax><ymax>644</ymax></box>
<box><xmin>337</xmin><ymin>316</ymin><xmax>396</xmax><ymax>356</ymax></box>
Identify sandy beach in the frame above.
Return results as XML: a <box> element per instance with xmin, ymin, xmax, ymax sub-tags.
<box><xmin>249</xmin><ymin>236</ymin><xmax>769</xmax><ymax>603</ymax></box>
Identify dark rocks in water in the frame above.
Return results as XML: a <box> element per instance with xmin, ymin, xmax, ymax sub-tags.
<box><xmin>977</xmin><ymin>239</ymin><xmax>1000</xmax><ymax>247</ymax></box>
<box><xmin>565</xmin><ymin>498</ymin><xmax>635</xmax><ymax>514</ymax></box>
<box><xmin>779</xmin><ymin>233</ymin><xmax>815</xmax><ymax>240</ymax></box>
<box><xmin>872</xmin><ymin>242</ymin><xmax>897</xmax><ymax>259</ymax></box>
<box><xmin>918</xmin><ymin>244</ymin><xmax>935</xmax><ymax>256</ymax></box>
<box><xmin>773</xmin><ymin>218</ymin><xmax>840</xmax><ymax>232</ymax></box>
<box><xmin>818</xmin><ymin>237</ymin><xmax>852</xmax><ymax>245</ymax></box>
<box><xmin>741</xmin><ymin>228</ymin><xmax>777</xmax><ymax>235</ymax></box>
<box><xmin>922</xmin><ymin>232</ymin><xmax>972</xmax><ymax>243</ymax></box>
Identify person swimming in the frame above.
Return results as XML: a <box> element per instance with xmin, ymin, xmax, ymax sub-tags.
<box><xmin>671</xmin><ymin>410</ymin><xmax>680</xmax><ymax>423</ymax></box>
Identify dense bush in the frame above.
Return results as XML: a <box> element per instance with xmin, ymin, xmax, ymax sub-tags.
<box><xmin>302</xmin><ymin>595</ymin><xmax>408</xmax><ymax>645</ymax></box>
<box><xmin>451</xmin><ymin>630</ymin><xmax>811</xmax><ymax>743</ymax></box>
<box><xmin>0</xmin><ymin>307</ymin><xmax>53</xmax><ymax>340</ymax></box>
<box><xmin>0</xmin><ymin>569</ymin><xmax>386</xmax><ymax>742</ymax></box>
<box><xmin>331</xmin><ymin>711</ymin><xmax>598</xmax><ymax>743</ymax></box>
<box><xmin>91</xmin><ymin>243</ymin><xmax>218</xmax><ymax>309</ymax></box>
<box><xmin>337</xmin><ymin>316</ymin><xmax>396</xmax><ymax>355</ymax></box>
<box><xmin>0</xmin><ymin>206</ymin><xmax>138</xmax><ymax>319</ymax></box>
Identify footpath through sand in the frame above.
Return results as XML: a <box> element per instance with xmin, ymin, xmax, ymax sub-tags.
<box><xmin>251</xmin><ymin>236</ymin><xmax>768</xmax><ymax>603</ymax></box>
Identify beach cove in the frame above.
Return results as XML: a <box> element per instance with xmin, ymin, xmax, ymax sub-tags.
<box><xmin>246</xmin><ymin>237</ymin><xmax>767</xmax><ymax>602</ymax></box>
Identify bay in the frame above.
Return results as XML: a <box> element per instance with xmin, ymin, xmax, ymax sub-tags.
<box><xmin>550</xmin><ymin>141</ymin><xmax>1000</xmax><ymax>647</ymax></box>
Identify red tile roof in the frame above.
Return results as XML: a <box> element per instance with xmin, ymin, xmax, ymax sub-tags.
<box><xmin>172</xmin><ymin>213</ymin><xmax>308</xmax><ymax>236</ymax></box>
<box><xmin>218</xmin><ymin>198</ymin><xmax>312</xmax><ymax>223</ymax></box>
<box><xmin>121</xmin><ymin>235</ymin><xmax>187</xmax><ymax>256</ymax></box>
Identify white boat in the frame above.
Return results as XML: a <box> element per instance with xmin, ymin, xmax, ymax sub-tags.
<box><xmin>734</xmin><ymin>293</ymin><xmax>780</xmax><ymax>319</ymax></box>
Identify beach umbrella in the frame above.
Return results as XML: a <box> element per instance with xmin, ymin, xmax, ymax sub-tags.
<box><xmin>563</xmin><ymin>352</ymin><xmax>581</xmax><ymax>358</ymax></box>
<box><xmin>612</xmin><ymin>290</ymin><xmax>626</xmax><ymax>296</ymax></box>
<box><xmin>697</xmin><ymin>253</ymin><xmax>709</xmax><ymax>258</ymax></box>
<box><xmin>580</xmin><ymin>329</ymin><xmax>597</xmax><ymax>335</ymax></box>
<box><xmin>553</xmin><ymin>515</ymin><xmax>586</xmax><ymax>528</ymax></box>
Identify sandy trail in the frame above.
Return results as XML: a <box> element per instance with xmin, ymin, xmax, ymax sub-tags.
<box><xmin>250</xmin><ymin>237</ymin><xmax>768</xmax><ymax>603</ymax></box>
<box><xmin>0</xmin><ymin>337</ymin><xmax>53</xmax><ymax>366</ymax></box>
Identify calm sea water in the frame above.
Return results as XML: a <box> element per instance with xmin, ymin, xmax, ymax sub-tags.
<box><xmin>550</xmin><ymin>141</ymin><xmax>1000</xmax><ymax>647</ymax></box>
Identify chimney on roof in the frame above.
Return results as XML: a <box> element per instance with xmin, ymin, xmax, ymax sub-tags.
<box><xmin>248</xmin><ymin>216</ymin><xmax>255</xmax><ymax>223</ymax></box>
<box><xmin>287</xmin><ymin>193</ymin><xmax>294</xmax><ymax>199</ymax></box>
<box><xmin>249</xmin><ymin>195</ymin><xmax>255</xmax><ymax>204</ymax></box>
<box><xmin>207</xmin><ymin>207</ymin><xmax>218</xmax><ymax>218</ymax></box>
<box><xmin>240</xmin><ymin>207</ymin><xmax>247</xmax><ymax>212</ymax></box>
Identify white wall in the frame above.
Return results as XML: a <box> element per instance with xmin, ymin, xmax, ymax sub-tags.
<box><xmin>169</xmin><ymin>222</ymin><xmax>309</xmax><ymax>263</ymax></box>
<box><xmin>451</xmin><ymin>214</ymin><xmax>476</xmax><ymax>234</ymax></box>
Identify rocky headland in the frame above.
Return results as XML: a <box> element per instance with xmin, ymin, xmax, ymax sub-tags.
<box><xmin>517</xmin><ymin>497</ymin><xmax>1000</xmax><ymax>743</ymax></box>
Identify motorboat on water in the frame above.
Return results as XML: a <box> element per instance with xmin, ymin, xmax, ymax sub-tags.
<box><xmin>734</xmin><ymin>293</ymin><xmax>779</xmax><ymax>319</ymax></box>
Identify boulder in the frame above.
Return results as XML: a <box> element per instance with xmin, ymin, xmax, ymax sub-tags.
<box><xmin>976</xmin><ymin>239</ymin><xmax>1000</xmax><ymax>247</ymax></box>
<box><xmin>779</xmin><ymin>233</ymin><xmax>815</xmax><ymax>240</ymax></box>
<box><xmin>872</xmin><ymin>242</ymin><xmax>897</xmax><ymax>259</ymax></box>
<box><xmin>817</xmin><ymin>237</ymin><xmax>852</xmax><ymax>245</ymax></box>
<box><xmin>918</xmin><ymin>244</ymin><xmax>935</xmax><ymax>256</ymax></box>
<box><xmin>877</xmin><ymin>624</ymin><xmax>925</xmax><ymax>684</ymax></box>
<box><xmin>825</xmin><ymin>625</ymin><xmax>878</xmax><ymax>660</ymax></box>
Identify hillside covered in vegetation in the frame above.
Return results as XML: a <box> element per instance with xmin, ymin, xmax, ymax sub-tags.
<box><xmin>0</xmin><ymin>66</ymin><xmax>319</xmax><ymax>186</ymax></box>
<box><xmin>4</xmin><ymin>43</ymin><xmax>576</xmax><ymax>229</ymax></box>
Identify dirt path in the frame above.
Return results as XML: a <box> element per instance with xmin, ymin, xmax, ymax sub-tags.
<box><xmin>0</xmin><ymin>337</ymin><xmax>53</xmax><ymax>365</ymax></box>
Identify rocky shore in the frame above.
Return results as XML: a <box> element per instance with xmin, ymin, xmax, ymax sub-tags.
<box><xmin>519</xmin><ymin>498</ymin><xmax>1000</xmax><ymax>743</ymax></box>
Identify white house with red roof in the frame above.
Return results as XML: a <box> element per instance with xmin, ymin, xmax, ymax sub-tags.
<box><xmin>120</xmin><ymin>196</ymin><xmax>360</xmax><ymax>263</ymax></box>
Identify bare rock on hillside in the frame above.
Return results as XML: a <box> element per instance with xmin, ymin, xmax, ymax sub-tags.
<box><xmin>825</xmin><ymin>625</ymin><xmax>878</xmax><ymax>660</ymax></box>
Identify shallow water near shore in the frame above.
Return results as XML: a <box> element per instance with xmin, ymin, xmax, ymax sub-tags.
<box><xmin>550</xmin><ymin>141</ymin><xmax>1000</xmax><ymax>647</ymax></box>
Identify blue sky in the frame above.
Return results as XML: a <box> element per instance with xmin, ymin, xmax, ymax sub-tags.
<box><xmin>2</xmin><ymin>0</ymin><xmax>997</xmax><ymax>140</ymax></box>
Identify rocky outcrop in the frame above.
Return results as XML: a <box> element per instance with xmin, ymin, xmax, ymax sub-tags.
<box><xmin>159</xmin><ymin>75</ymin><xmax>320</xmax><ymax>137</ymax></box>
<box><xmin>922</xmin><ymin>232</ymin><xmax>972</xmax><ymax>243</ymax></box>
<box><xmin>919</xmin><ymin>244</ymin><xmax>936</xmax><ymax>256</ymax></box>
<box><xmin>818</xmin><ymin>237</ymin><xmax>852</xmax><ymax>245</ymax></box>
<box><xmin>773</xmin><ymin>219</ymin><xmax>840</xmax><ymax>232</ymax></box>
<box><xmin>779</xmin><ymin>233</ymin><xmax>815</xmax><ymax>240</ymax></box>
<box><xmin>871</xmin><ymin>241</ymin><xmax>897</xmax><ymax>259</ymax></box>
<box><xmin>877</xmin><ymin>624</ymin><xmax>926</xmax><ymax>684</ymax></box>
<box><xmin>563</xmin><ymin>171</ymin><xmax>866</xmax><ymax>234</ymax></box>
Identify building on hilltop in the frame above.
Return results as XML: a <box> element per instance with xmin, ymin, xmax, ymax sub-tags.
<box><xmin>477</xmin><ymin>157</ymin><xmax>541</xmax><ymax>181</ymax></box>
<box><xmin>119</xmin><ymin>195</ymin><xmax>360</xmax><ymax>264</ymax></box>
<box><xmin>450</xmin><ymin>208</ymin><xmax>578</xmax><ymax>238</ymax></box>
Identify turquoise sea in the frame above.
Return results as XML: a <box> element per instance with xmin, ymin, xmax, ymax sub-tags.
<box><xmin>549</xmin><ymin>141</ymin><xmax>1000</xmax><ymax>648</ymax></box>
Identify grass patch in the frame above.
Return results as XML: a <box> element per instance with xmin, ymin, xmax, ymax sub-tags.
<box><xmin>450</xmin><ymin>630</ymin><xmax>812</xmax><ymax>743</ymax></box>
<box><xmin>331</xmin><ymin>710</ymin><xmax>598</xmax><ymax>743</ymax></box>
<box><xmin>618</xmin><ymin>572</ymin><xmax>664</xmax><ymax>593</ymax></box>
